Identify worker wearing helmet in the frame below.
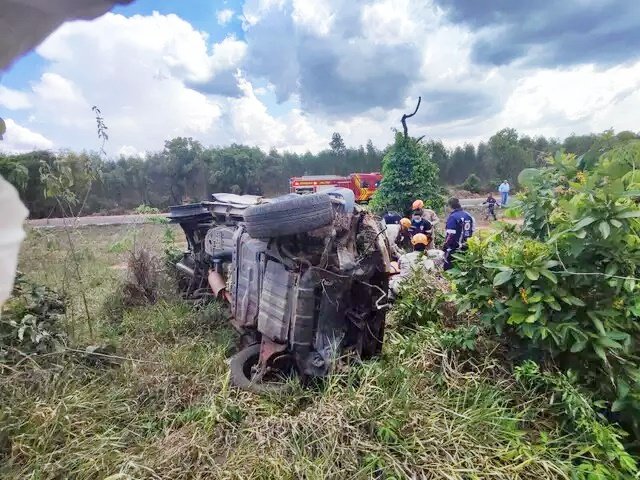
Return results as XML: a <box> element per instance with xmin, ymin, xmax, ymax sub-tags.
<box><xmin>395</xmin><ymin>217</ymin><xmax>413</xmax><ymax>251</ymax></box>
<box><xmin>389</xmin><ymin>233</ymin><xmax>438</xmax><ymax>294</ymax></box>
<box><xmin>412</xmin><ymin>199</ymin><xmax>439</xmax><ymax>248</ymax></box>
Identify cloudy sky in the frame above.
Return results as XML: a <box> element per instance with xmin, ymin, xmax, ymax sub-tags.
<box><xmin>0</xmin><ymin>0</ymin><xmax>639</xmax><ymax>155</ymax></box>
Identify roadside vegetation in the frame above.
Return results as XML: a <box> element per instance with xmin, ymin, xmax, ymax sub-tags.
<box><xmin>0</xmin><ymin>223</ymin><xmax>632</xmax><ymax>479</ymax></box>
<box><xmin>2</xmin><ymin>128</ymin><xmax>638</xmax><ymax>218</ymax></box>
<box><xmin>2</xmin><ymin>128</ymin><xmax>640</xmax><ymax>478</ymax></box>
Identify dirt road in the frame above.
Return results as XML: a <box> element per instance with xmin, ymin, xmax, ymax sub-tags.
<box><xmin>26</xmin><ymin>198</ymin><xmax>492</xmax><ymax>228</ymax></box>
<box><xmin>26</xmin><ymin>214</ymin><xmax>164</xmax><ymax>228</ymax></box>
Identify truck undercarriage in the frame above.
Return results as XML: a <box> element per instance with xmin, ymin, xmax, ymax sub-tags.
<box><xmin>169</xmin><ymin>191</ymin><xmax>392</xmax><ymax>392</ymax></box>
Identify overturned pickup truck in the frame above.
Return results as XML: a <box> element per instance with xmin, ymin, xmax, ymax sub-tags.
<box><xmin>169</xmin><ymin>190</ymin><xmax>392</xmax><ymax>392</ymax></box>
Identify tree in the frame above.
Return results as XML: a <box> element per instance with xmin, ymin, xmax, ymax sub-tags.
<box><xmin>370</xmin><ymin>132</ymin><xmax>443</xmax><ymax>214</ymax></box>
<box><xmin>0</xmin><ymin>155</ymin><xmax>29</xmax><ymax>192</ymax></box>
<box><xmin>162</xmin><ymin>137</ymin><xmax>204</xmax><ymax>203</ymax></box>
<box><xmin>329</xmin><ymin>132</ymin><xmax>346</xmax><ymax>156</ymax></box>
<box><xmin>208</xmin><ymin>144</ymin><xmax>265</xmax><ymax>195</ymax></box>
<box><xmin>424</xmin><ymin>140</ymin><xmax>450</xmax><ymax>181</ymax></box>
<box><xmin>371</xmin><ymin>97</ymin><xmax>443</xmax><ymax>213</ymax></box>
<box><xmin>486</xmin><ymin>128</ymin><xmax>534</xmax><ymax>185</ymax></box>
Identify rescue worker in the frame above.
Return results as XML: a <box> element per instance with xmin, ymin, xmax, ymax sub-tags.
<box><xmin>395</xmin><ymin>217</ymin><xmax>413</xmax><ymax>251</ymax></box>
<box><xmin>410</xmin><ymin>210</ymin><xmax>432</xmax><ymax>236</ymax></box>
<box><xmin>443</xmin><ymin>197</ymin><xmax>474</xmax><ymax>270</ymax></box>
<box><xmin>390</xmin><ymin>233</ymin><xmax>434</xmax><ymax>294</ymax></box>
<box><xmin>411</xmin><ymin>199</ymin><xmax>439</xmax><ymax>247</ymax></box>
<box><xmin>482</xmin><ymin>192</ymin><xmax>499</xmax><ymax>221</ymax></box>
<box><xmin>383</xmin><ymin>211</ymin><xmax>402</xmax><ymax>225</ymax></box>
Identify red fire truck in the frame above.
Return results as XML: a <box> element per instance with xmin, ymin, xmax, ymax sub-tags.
<box><xmin>289</xmin><ymin>172</ymin><xmax>382</xmax><ymax>203</ymax></box>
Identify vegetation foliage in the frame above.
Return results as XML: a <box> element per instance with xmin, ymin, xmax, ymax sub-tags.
<box><xmin>370</xmin><ymin>132</ymin><xmax>444</xmax><ymax>213</ymax></box>
<box><xmin>3</xmin><ymin>127</ymin><xmax>640</xmax><ymax>478</ymax></box>
<box><xmin>2</xmin><ymin>129</ymin><xmax>638</xmax><ymax>218</ymax></box>
<box><xmin>450</xmin><ymin>140</ymin><xmax>640</xmax><ymax>453</ymax></box>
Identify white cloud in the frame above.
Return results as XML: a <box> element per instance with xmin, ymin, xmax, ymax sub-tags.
<box><xmin>291</xmin><ymin>0</ymin><xmax>334</xmax><ymax>36</ymax></box>
<box><xmin>502</xmin><ymin>62</ymin><xmax>640</xmax><ymax>131</ymax></box>
<box><xmin>0</xmin><ymin>86</ymin><xmax>32</xmax><ymax>110</ymax></box>
<box><xmin>10</xmin><ymin>12</ymin><xmax>230</xmax><ymax>153</ymax></box>
<box><xmin>361</xmin><ymin>0</ymin><xmax>422</xmax><ymax>44</ymax></box>
<box><xmin>225</xmin><ymin>75</ymin><xmax>324</xmax><ymax>151</ymax></box>
<box><xmin>0</xmin><ymin>119</ymin><xmax>54</xmax><ymax>152</ymax></box>
<box><xmin>117</xmin><ymin>145</ymin><xmax>144</xmax><ymax>157</ymax></box>
<box><xmin>209</xmin><ymin>36</ymin><xmax>247</xmax><ymax>75</ymax></box>
<box><xmin>2</xmin><ymin>2</ymin><xmax>638</xmax><ymax>158</ymax></box>
<box><xmin>241</xmin><ymin>0</ymin><xmax>287</xmax><ymax>28</ymax></box>
<box><xmin>217</xmin><ymin>8</ymin><xmax>235</xmax><ymax>25</ymax></box>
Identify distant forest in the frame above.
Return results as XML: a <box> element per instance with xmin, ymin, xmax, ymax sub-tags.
<box><xmin>0</xmin><ymin>128</ymin><xmax>637</xmax><ymax>218</ymax></box>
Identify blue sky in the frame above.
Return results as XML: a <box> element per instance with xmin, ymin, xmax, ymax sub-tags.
<box><xmin>1</xmin><ymin>0</ymin><xmax>639</xmax><ymax>155</ymax></box>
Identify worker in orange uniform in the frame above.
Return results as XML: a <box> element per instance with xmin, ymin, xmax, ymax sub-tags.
<box><xmin>411</xmin><ymin>199</ymin><xmax>439</xmax><ymax>248</ymax></box>
<box><xmin>395</xmin><ymin>217</ymin><xmax>413</xmax><ymax>251</ymax></box>
<box><xmin>389</xmin><ymin>233</ymin><xmax>437</xmax><ymax>295</ymax></box>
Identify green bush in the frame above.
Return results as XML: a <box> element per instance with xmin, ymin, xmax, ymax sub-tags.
<box><xmin>370</xmin><ymin>132</ymin><xmax>444</xmax><ymax>213</ymax></box>
<box><xmin>449</xmin><ymin>142</ymin><xmax>640</xmax><ymax>436</ymax></box>
<box><xmin>134</xmin><ymin>204</ymin><xmax>160</xmax><ymax>214</ymax></box>
<box><xmin>461</xmin><ymin>173</ymin><xmax>482</xmax><ymax>193</ymax></box>
<box><xmin>1</xmin><ymin>275</ymin><xmax>66</xmax><ymax>361</ymax></box>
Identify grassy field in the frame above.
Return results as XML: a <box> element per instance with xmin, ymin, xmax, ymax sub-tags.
<box><xmin>0</xmin><ymin>224</ymin><xmax>612</xmax><ymax>479</ymax></box>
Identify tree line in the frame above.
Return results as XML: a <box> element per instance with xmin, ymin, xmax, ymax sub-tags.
<box><xmin>0</xmin><ymin>129</ymin><xmax>637</xmax><ymax>218</ymax></box>
<box><xmin>428</xmin><ymin>128</ymin><xmax>640</xmax><ymax>191</ymax></box>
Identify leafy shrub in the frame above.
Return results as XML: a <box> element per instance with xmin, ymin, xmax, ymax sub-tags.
<box><xmin>134</xmin><ymin>204</ymin><xmax>160</xmax><ymax>214</ymax></box>
<box><xmin>393</xmin><ymin>271</ymin><xmax>454</xmax><ymax>327</ymax></box>
<box><xmin>1</xmin><ymin>274</ymin><xmax>66</xmax><ymax>361</ymax></box>
<box><xmin>450</xmin><ymin>143</ymin><xmax>640</xmax><ymax>436</ymax></box>
<box><xmin>370</xmin><ymin>132</ymin><xmax>444</xmax><ymax>214</ymax></box>
<box><xmin>461</xmin><ymin>173</ymin><xmax>482</xmax><ymax>193</ymax></box>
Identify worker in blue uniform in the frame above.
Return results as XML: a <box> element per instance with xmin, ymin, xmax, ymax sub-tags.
<box><xmin>443</xmin><ymin>197</ymin><xmax>474</xmax><ymax>270</ymax></box>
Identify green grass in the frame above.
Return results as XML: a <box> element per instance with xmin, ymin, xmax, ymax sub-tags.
<box><xmin>0</xmin><ymin>224</ymin><xmax>630</xmax><ymax>479</ymax></box>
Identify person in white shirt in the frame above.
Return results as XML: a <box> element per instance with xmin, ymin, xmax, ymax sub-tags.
<box><xmin>498</xmin><ymin>180</ymin><xmax>510</xmax><ymax>206</ymax></box>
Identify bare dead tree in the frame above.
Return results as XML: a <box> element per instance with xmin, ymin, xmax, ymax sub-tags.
<box><xmin>401</xmin><ymin>96</ymin><xmax>422</xmax><ymax>138</ymax></box>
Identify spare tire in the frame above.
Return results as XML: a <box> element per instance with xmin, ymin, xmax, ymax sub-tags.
<box><xmin>243</xmin><ymin>193</ymin><xmax>334</xmax><ymax>238</ymax></box>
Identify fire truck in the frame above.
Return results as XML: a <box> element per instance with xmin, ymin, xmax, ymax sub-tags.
<box><xmin>289</xmin><ymin>172</ymin><xmax>383</xmax><ymax>203</ymax></box>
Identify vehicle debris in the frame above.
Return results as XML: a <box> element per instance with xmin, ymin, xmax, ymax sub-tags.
<box><xmin>169</xmin><ymin>189</ymin><xmax>392</xmax><ymax>392</ymax></box>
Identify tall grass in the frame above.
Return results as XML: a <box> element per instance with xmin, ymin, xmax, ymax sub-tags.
<box><xmin>1</xmin><ymin>225</ymin><xmax>633</xmax><ymax>479</ymax></box>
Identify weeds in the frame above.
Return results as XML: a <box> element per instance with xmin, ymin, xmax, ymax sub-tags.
<box><xmin>121</xmin><ymin>248</ymin><xmax>160</xmax><ymax>305</ymax></box>
<box><xmin>3</xmin><ymin>225</ymin><xmax>638</xmax><ymax>479</ymax></box>
<box><xmin>1</xmin><ymin>274</ymin><xmax>66</xmax><ymax>364</ymax></box>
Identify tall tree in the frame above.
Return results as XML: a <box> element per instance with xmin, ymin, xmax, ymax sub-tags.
<box><xmin>486</xmin><ymin>128</ymin><xmax>534</xmax><ymax>185</ymax></box>
<box><xmin>162</xmin><ymin>137</ymin><xmax>204</xmax><ymax>203</ymax></box>
<box><xmin>370</xmin><ymin>98</ymin><xmax>443</xmax><ymax>213</ymax></box>
<box><xmin>329</xmin><ymin>132</ymin><xmax>346</xmax><ymax>156</ymax></box>
<box><xmin>424</xmin><ymin>140</ymin><xmax>450</xmax><ymax>181</ymax></box>
<box><xmin>370</xmin><ymin>132</ymin><xmax>443</xmax><ymax>214</ymax></box>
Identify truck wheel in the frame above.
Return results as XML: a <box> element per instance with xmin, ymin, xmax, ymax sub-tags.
<box><xmin>243</xmin><ymin>193</ymin><xmax>334</xmax><ymax>238</ymax></box>
<box><xmin>229</xmin><ymin>344</ymin><xmax>293</xmax><ymax>394</ymax></box>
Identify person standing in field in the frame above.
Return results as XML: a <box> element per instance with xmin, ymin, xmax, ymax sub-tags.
<box><xmin>498</xmin><ymin>180</ymin><xmax>510</xmax><ymax>206</ymax></box>
<box><xmin>443</xmin><ymin>197</ymin><xmax>474</xmax><ymax>270</ymax></box>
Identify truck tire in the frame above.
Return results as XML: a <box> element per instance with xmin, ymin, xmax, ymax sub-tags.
<box><xmin>243</xmin><ymin>193</ymin><xmax>334</xmax><ymax>238</ymax></box>
<box><xmin>229</xmin><ymin>344</ymin><xmax>292</xmax><ymax>394</ymax></box>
